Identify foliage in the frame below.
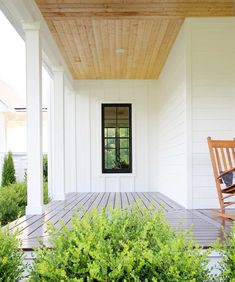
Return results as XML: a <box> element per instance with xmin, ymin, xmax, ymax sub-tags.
<box><xmin>0</xmin><ymin>226</ymin><xmax>24</xmax><ymax>281</ymax></box>
<box><xmin>43</xmin><ymin>181</ymin><xmax>50</xmax><ymax>205</ymax></box>
<box><xmin>0</xmin><ymin>183</ymin><xmax>26</xmax><ymax>225</ymax></box>
<box><xmin>30</xmin><ymin>206</ymin><xmax>211</xmax><ymax>281</ymax></box>
<box><xmin>43</xmin><ymin>155</ymin><xmax>48</xmax><ymax>182</ymax></box>
<box><xmin>23</xmin><ymin>154</ymin><xmax>48</xmax><ymax>182</ymax></box>
<box><xmin>0</xmin><ymin>181</ymin><xmax>49</xmax><ymax>226</ymax></box>
<box><xmin>216</xmin><ymin>223</ymin><xmax>235</xmax><ymax>281</ymax></box>
<box><xmin>1</xmin><ymin>151</ymin><xmax>16</xmax><ymax>187</ymax></box>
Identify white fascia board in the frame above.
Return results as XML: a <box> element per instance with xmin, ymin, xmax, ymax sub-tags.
<box><xmin>0</xmin><ymin>0</ymin><xmax>75</xmax><ymax>91</ymax></box>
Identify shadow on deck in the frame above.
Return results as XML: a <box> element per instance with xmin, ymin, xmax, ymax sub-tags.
<box><xmin>5</xmin><ymin>192</ymin><xmax>233</xmax><ymax>250</ymax></box>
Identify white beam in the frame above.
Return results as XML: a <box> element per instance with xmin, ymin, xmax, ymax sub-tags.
<box><xmin>47</xmin><ymin>74</ymin><xmax>53</xmax><ymax>199</ymax></box>
<box><xmin>23</xmin><ymin>21</ymin><xmax>44</xmax><ymax>215</ymax></box>
<box><xmin>64</xmin><ymin>89</ymin><xmax>77</xmax><ymax>193</ymax></box>
<box><xmin>51</xmin><ymin>67</ymin><xmax>65</xmax><ymax>200</ymax></box>
<box><xmin>0</xmin><ymin>112</ymin><xmax>6</xmax><ymax>185</ymax></box>
<box><xmin>0</xmin><ymin>112</ymin><xmax>6</xmax><ymax>153</ymax></box>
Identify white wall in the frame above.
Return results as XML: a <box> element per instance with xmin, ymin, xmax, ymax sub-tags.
<box><xmin>73</xmin><ymin>80</ymin><xmax>158</xmax><ymax>193</ymax></box>
<box><xmin>63</xmin><ymin>18</ymin><xmax>235</xmax><ymax>210</ymax></box>
<box><xmin>156</xmin><ymin>25</ymin><xmax>189</xmax><ymax>208</ymax></box>
<box><xmin>155</xmin><ymin>18</ymin><xmax>235</xmax><ymax>209</ymax></box>
<box><xmin>190</xmin><ymin>19</ymin><xmax>235</xmax><ymax>208</ymax></box>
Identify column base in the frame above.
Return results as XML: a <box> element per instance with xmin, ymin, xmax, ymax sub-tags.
<box><xmin>26</xmin><ymin>205</ymin><xmax>44</xmax><ymax>215</ymax></box>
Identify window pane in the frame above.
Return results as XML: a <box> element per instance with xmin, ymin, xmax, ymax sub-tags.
<box><xmin>119</xmin><ymin>128</ymin><xmax>129</xmax><ymax>137</ymax></box>
<box><xmin>104</xmin><ymin>107</ymin><xmax>116</xmax><ymax>119</ymax></box>
<box><xmin>117</xmin><ymin>119</ymin><xmax>129</xmax><ymax>127</ymax></box>
<box><xmin>120</xmin><ymin>138</ymin><xmax>129</xmax><ymax>149</ymax></box>
<box><xmin>105</xmin><ymin>149</ymin><xmax>116</xmax><ymax>169</ymax></box>
<box><xmin>105</xmin><ymin>128</ymin><xmax>115</xmax><ymax>137</ymax></box>
<box><xmin>105</xmin><ymin>138</ymin><xmax>115</xmax><ymax>149</ymax></box>
<box><xmin>120</xmin><ymin>149</ymin><xmax>129</xmax><ymax>168</ymax></box>
<box><xmin>117</xmin><ymin>107</ymin><xmax>129</xmax><ymax>119</ymax></box>
<box><xmin>105</xmin><ymin>120</ymin><xmax>116</xmax><ymax>128</ymax></box>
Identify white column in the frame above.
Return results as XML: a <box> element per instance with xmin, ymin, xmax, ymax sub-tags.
<box><xmin>51</xmin><ymin>68</ymin><xmax>65</xmax><ymax>200</ymax></box>
<box><xmin>23</xmin><ymin>22</ymin><xmax>44</xmax><ymax>215</ymax></box>
<box><xmin>64</xmin><ymin>90</ymin><xmax>77</xmax><ymax>193</ymax></box>
<box><xmin>0</xmin><ymin>112</ymin><xmax>6</xmax><ymax>153</ymax></box>
<box><xmin>0</xmin><ymin>112</ymin><xmax>6</xmax><ymax>185</ymax></box>
<box><xmin>47</xmin><ymin>76</ymin><xmax>54</xmax><ymax>198</ymax></box>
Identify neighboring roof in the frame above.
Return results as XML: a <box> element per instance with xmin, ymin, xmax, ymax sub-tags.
<box><xmin>0</xmin><ymin>79</ymin><xmax>25</xmax><ymax>111</ymax></box>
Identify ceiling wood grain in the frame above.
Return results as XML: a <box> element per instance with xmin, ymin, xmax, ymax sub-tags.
<box><xmin>36</xmin><ymin>1</ymin><xmax>234</xmax><ymax>79</ymax></box>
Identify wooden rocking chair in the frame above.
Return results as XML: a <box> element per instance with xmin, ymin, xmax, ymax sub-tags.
<box><xmin>207</xmin><ymin>137</ymin><xmax>235</xmax><ymax>219</ymax></box>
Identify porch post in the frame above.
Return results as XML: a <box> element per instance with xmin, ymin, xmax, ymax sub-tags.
<box><xmin>0</xmin><ymin>113</ymin><xmax>6</xmax><ymax>153</ymax></box>
<box><xmin>0</xmin><ymin>112</ymin><xmax>6</xmax><ymax>185</ymax></box>
<box><xmin>23</xmin><ymin>22</ymin><xmax>44</xmax><ymax>215</ymax></box>
<box><xmin>47</xmin><ymin>77</ymin><xmax>54</xmax><ymax>198</ymax></box>
<box><xmin>51</xmin><ymin>68</ymin><xmax>65</xmax><ymax>200</ymax></box>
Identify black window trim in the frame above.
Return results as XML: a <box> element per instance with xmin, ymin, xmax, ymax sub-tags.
<box><xmin>102</xmin><ymin>103</ymin><xmax>132</xmax><ymax>174</ymax></box>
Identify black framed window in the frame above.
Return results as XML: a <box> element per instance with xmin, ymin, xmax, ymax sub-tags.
<box><xmin>102</xmin><ymin>104</ymin><xmax>132</xmax><ymax>173</ymax></box>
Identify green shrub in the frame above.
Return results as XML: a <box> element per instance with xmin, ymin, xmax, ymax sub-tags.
<box><xmin>0</xmin><ymin>226</ymin><xmax>24</xmax><ymax>281</ymax></box>
<box><xmin>43</xmin><ymin>155</ymin><xmax>48</xmax><ymax>182</ymax></box>
<box><xmin>43</xmin><ymin>181</ymin><xmax>49</xmax><ymax>205</ymax></box>
<box><xmin>0</xmin><ymin>182</ymin><xmax>49</xmax><ymax>225</ymax></box>
<box><xmin>30</xmin><ymin>206</ymin><xmax>211</xmax><ymax>281</ymax></box>
<box><xmin>0</xmin><ymin>183</ymin><xmax>26</xmax><ymax>225</ymax></box>
<box><xmin>216</xmin><ymin>223</ymin><xmax>235</xmax><ymax>281</ymax></box>
<box><xmin>1</xmin><ymin>151</ymin><xmax>16</xmax><ymax>187</ymax></box>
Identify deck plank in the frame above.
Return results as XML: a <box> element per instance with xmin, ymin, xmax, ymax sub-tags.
<box><xmin>16</xmin><ymin>193</ymin><xmax>86</xmax><ymax>239</ymax></box>
<box><xmin>121</xmin><ymin>193</ymin><xmax>129</xmax><ymax>209</ymax></box>
<box><xmin>4</xmin><ymin>192</ymin><xmax>233</xmax><ymax>250</ymax></box>
<box><xmin>114</xmin><ymin>192</ymin><xmax>122</xmax><ymax>209</ymax></box>
<box><xmin>97</xmin><ymin>192</ymin><xmax>110</xmax><ymax>211</ymax></box>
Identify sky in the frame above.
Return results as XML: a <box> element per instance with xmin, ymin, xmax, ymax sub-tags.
<box><xmin>0</xmin><ymin>10</ymin><xmax>50</xmax><ymax>107</ymax></box>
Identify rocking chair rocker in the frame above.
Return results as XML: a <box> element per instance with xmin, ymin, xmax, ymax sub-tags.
<box><xmin>207</xmin><ymin>137</ymin><xmax>235</xmax><ymax>219</ymax></box>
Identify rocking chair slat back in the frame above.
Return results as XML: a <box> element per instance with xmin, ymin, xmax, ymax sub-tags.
<box><xmin>207</xmin><ymin>137</ymin><xmax>235</xmax><ymax>219</ymax></box>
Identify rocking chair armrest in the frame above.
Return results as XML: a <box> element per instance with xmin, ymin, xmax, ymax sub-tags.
<box><xmin>217</xmin><ymin>167</ymin><xmax>235</xmax><ymax>179</ymax></box>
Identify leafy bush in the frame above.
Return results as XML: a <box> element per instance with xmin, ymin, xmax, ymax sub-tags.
<box><xmin>43</xmin><ymin>155</ymin><xmax>48</xmax><ymax>182</ymax></box>
<box><xmin>1</xmin><ymin>151</ymin><xmax>16</xmax><ymax>187</ymax></box>
<box><xmin>0</xmin><ymin>183</ymin><xmax>26</xmax><ymax>225</ymax></box>
<box><xmin>43</xmin><ymin>181</ymin><xmax>49</xmax><ymax>205</ymax></box>
<box><xmin>0</xmin><ymin>226</ymin><xmax>24</xmax><ymax>281</ymax></box>
<box><xmin>30</xmin><ymin>206</ymin><xmax>211</xmax><ymax>281</ymax></box>
<box><xmin>0</xmin><ymin>182</ymin><xmax>49</xmax><ymax>225</ymax></box>
<box><xmin>216</xmin><ymin>223</ymin><xmax>235</xmax><ymax>281</ymax></box>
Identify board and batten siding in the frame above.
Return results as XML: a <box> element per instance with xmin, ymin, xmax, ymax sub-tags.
<box><xmin>73</xmin><ymin>80</ymin><xmax>158</xmax><ymax>193</ymax></box>
<box><xmin>157</xmin><ymin>24</ymin><xmax>189</xmax><ymax>208</ymax></box>
<box><xmin>190</xmin><ymin>19</ymin><xmax>235</xmax><ymax>208</ymax></box>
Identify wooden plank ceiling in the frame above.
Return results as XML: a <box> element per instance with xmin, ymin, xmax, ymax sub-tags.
<box><xmin>36</xmin><ymin>1</ymin><xmax>234</xmax><ymax>79</ymax></box>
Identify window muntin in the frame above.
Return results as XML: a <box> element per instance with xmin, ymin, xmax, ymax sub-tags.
<box><xmin>102</xmin><ymin>104</ymin><xmax>132</xmax><ymax>173</ymax></box>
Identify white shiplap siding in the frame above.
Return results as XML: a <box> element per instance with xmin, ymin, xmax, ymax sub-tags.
<box><xmin>191</xmin><ymin>21</ymin><xmax>235</xmax><ymax>208</ymax></box>
<box><xmin>157</xmin><ymin>25</ymin><xmax>188</xmax><ymax>208</ymax></box>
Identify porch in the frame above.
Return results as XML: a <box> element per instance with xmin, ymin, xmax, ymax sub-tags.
<box><xmin>7</xmin><ymin>192</ymin><xmax>233</xmax><ymax>250</ymax></box>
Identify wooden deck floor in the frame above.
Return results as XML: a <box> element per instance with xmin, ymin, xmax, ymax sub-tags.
<box><xmin>6</xmin><ymin>192</ymin><xmax>233</xmax><ymax>250</ymax></box>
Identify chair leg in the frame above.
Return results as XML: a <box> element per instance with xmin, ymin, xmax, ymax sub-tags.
<box><xmin>213</xmin><ymin>209</ymin><xmax>235</xmax><ymax>219</ymax></box>
<box><xmin>214</xmin><ymin>190</ymin><xmax>235</xmax><ymax>219</ymax></box>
